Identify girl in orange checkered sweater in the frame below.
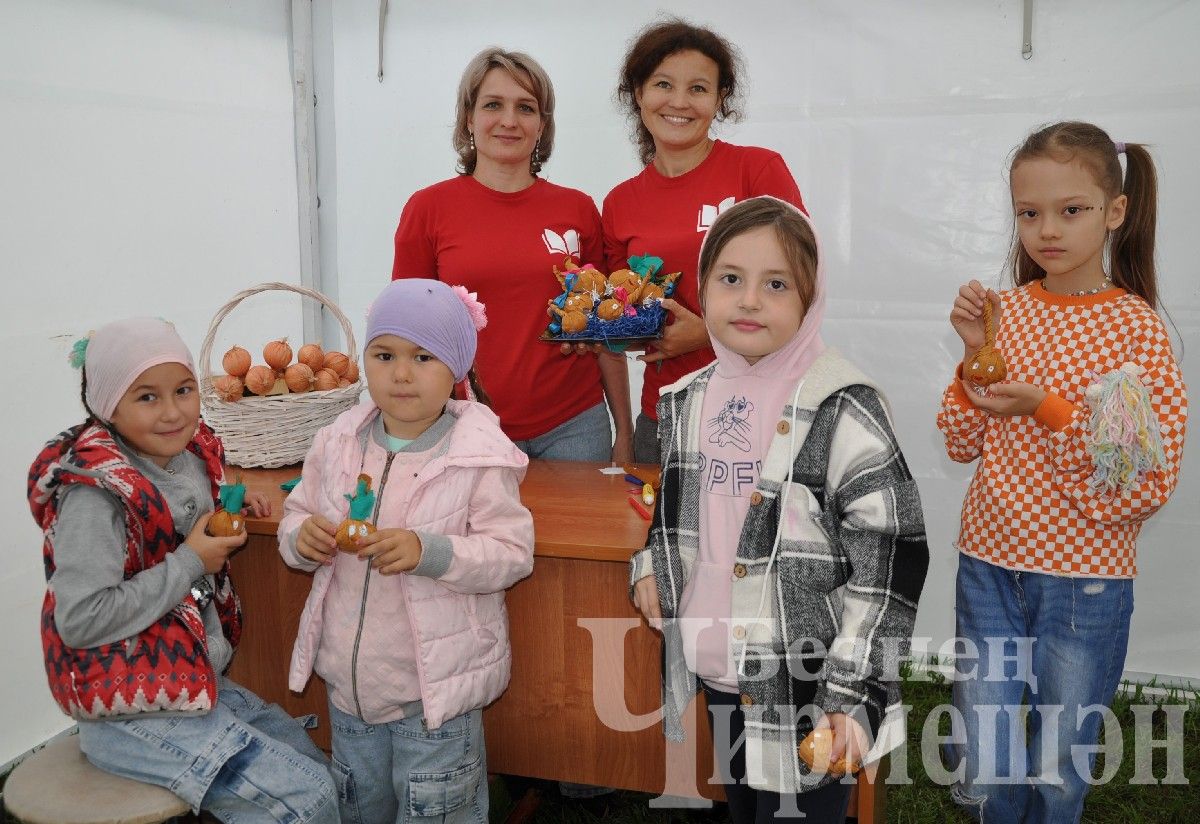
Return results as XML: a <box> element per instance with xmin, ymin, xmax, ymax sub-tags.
<box><xmin>937</xmin><ymin>122</ymin><xmax>1187</xmax><ymax>824</ymax></box>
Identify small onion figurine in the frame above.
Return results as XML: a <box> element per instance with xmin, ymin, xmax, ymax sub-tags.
<box><xmin>221</xmin><ymin>346</ymin><xmax>252</xmax><ymax>378</ymax></box>
<box><xmin>336</xmin><ymin>474</ymin><xmax>377</xmax><ymax>551</ymax></box>
<box><xmin>564</xmin><ymin>292</ymin><xmax>592</xmax><ymax>313</ymax></box>
<box><xmin>206</xmin><ymin>478</ymin><xmax>247</xmax><ymax>537</ymax></box>
<box><xmin>297</xmin><ymin>343</ymin><xmax>325</xmax><ymax>371</ymax></box>
<box><xmin>212</xmin><ymin>374</ymin><xmax>244</xmax><ymax>402</ymax></box>
<box><xmin>244</xmin><ymin>365</ymin><xmax>276</xmax><ymax>396</ymax></box>
<box><xmin>966</xmin><ymin>298</ymin><xmax>1007</xmax><ymax>388</ymax></box>
<box><xmin>548</xmin><ymin>305</ymin><xmax>588</xmax><ymax>334</ymax></box>
<box><xmin>263</xmin><ymin>339</ymin><xmax>293</xmax><ymax>371</ymax></box>
<box><xmin>797</xmin><ymin>728</ymin><xmax>860</xmax><ymax>778</ymax></box>
<box><xmin>284</xmin><ymin>363</ymin><xmax>315</xmax><ymax>393</ymax></box>
<box><xmin>596</xmin><ymin>298</ymin><xmax>624</xmax><ymax>321</ymax></box>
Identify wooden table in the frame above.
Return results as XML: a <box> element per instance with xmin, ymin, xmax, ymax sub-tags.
<box><xmin>227</xmin><ymin>461</ymin><xmax>883</xmax><ymax>821</ymax></box>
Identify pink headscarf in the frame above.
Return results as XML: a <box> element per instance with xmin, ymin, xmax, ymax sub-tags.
<box><xmin>81</xmin><ymin>317</ymin><xmax>195</xmax><ymax>421</ymax></box>
<box><xmin>698</xmin><ymin>196</ymin><xmax>827</xmax><ymax>384</ymax></box>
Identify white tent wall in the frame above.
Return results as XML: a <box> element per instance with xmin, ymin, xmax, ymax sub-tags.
<box><xmin>320</xmin><ymin>0</ymin><xmax>1199</xmax><ymax>682</ymax></box>
<box><xmin>1</xmin><ymin>0</ymin><xmax>306</xmax><ymax>765</ymax></box>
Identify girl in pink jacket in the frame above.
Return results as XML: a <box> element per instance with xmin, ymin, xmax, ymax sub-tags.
<box><xmin>279</xmin><ymin>279</ymin><xmax>535</xmax><ymax>824</ymax></box>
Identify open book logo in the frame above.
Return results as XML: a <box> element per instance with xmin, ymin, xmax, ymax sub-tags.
<box><xmin>542</xmin><ymin>228</ymin><xmax>580</xmax><ymax>257</ymax></box>
<box><xmin>697</xmin><ymin>196</ymin><xmax>736</xmax><ymax>232</ymax></box>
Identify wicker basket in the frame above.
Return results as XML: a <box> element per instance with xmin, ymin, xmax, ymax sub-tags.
<box><xmin>200</xmin><ymin>282</ymin><xmax>362</xmax><ymax>468</ymax></box>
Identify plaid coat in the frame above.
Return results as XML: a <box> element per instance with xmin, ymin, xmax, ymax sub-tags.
<box><xmin>631</xmin><ymin>349</ymin><xmax>929</xmax><ymax>793</ymax></box>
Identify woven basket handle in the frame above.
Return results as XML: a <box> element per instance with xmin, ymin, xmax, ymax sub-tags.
<box><xmin>199</xmin><ymin>282</ymin><xmax>358</xmax><ymax>389</ymax></box>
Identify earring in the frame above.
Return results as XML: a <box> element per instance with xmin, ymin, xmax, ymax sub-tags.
<box><xmin>468</xmin><ymin>132</ymin><xmax>475</xmax><ymax>151</ymax></box>
<box><xmin>531</xmin><ymin>138</ymin><xmax>541</xmax><ymax>172</ymax></box>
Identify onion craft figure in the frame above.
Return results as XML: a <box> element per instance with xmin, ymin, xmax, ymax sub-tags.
<box><xmin>207</xmin><ymin>476</ymin><xmax>247</xmax><ymax>537</ymax></box>
<box><xmin>797</xmin><ymin>727</ymin><xmax>861</xmax><ymax>778</ymax></box>
<box><xmin>336</xmin><ymin>473</ymin><xmax>378</xmax><ymax>551</ymax></box>
<box><xmin>966</xmin><ymin>298</ymin><xmax>1007</xmax><ymax>389</ymax></box>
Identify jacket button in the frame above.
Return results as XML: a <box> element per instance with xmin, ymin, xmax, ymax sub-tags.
<box><xmin>777</xmin><ymin>420</ymin><xmax>791</xmax><ymax>435</ymax></box>
<box><xmin>750</xmin><ymin>491</ymin><xmax>763</xmax><ymax>506</ymax></box>
<box><xmin>733</xmin><ymin>625</ymin><xmax>747</xmax><ymax>640</ymax></box>
<box><xmin>733</xmin><ymin>563</ymin><xmax>747</xmax><ymax>579</ymax></box>
<box><xmin>740</xmin><ymin>694</ymin><xmax>753</xmax><ymax>706</ymax></box>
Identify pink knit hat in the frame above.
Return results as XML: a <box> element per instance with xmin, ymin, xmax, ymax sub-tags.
<box><xmin>75</xmin><ymin>317</ymin><xmax>196</xmax><ymax>421</ymax></box>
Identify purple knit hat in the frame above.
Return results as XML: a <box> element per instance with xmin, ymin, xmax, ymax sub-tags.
<box><xmin>365</xmin><ymin>279</ymin><xmax>484</xmax><ymax>381</ymax></box>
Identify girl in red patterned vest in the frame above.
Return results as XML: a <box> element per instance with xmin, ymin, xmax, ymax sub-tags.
<box><xmin>28</xmin><ymin>317</ymin><xmax>339</xmax><ymax>823</ymax></box>
<box><xmin>938</xmin><ymin>122</ymin><xmax>1187</xmax><ymax>823</ymax></box>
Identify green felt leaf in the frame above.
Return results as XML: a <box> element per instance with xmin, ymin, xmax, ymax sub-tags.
<box><xmin>218</xmin><ymin>482</ymin><xmax>246</xmax><ymax>513</ymax></box>
<box><xmin>345</xmin><ymin>476</ymin><xmax>376</xmax><ymax>521</ymax></box>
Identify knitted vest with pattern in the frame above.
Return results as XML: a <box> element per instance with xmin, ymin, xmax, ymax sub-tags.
<box><xmin>27</xmin><ymin>421</ymin><xmax>242</xmax><ymax>720</ymax></box>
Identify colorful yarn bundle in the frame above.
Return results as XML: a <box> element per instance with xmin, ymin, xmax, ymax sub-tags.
<box><xmin>1084</xmin><ymin>363</ymin><xmax>1166</xmax><ymax>495</ymax></box>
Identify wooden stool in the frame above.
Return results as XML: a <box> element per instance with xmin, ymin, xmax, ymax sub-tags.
<box><xmin>4</xmin><ymin>735</ymin><xmax>190</xmax><ymax>824</ymax></box>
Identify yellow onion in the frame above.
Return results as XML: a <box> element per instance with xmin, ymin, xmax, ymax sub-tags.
<box><xmin>221</xmin><ymin>346</ymin><xmax>251</xmax><ymax>378</ymax></box>
<box><xmin>284</xmin><ymin>363</ymin><xmax>315</xmax><ymax>393</ymax></box>
<box><xmin>263</xmin><ymin>339</ymin><xmax>293</xmax><ymax>370</ymax></box>
<box><xmin>244</xmin><ymin>365</ymin><xmax>276</xmax><ymax>395</ymax></box>
<box><xmin>212</xmin><ymin>374</ymin><xmax>244</xmax><ymax>402</ymax></box>
<box><xmin>313</xmin><ymin>368</ymin><xmax>340</xmax><ymax>391</ymax></box>
<box><xmin>323</xmin><ymin>350</ymin><xmax>350</xmax><ymax>377</ymax></box>
<box><xmin>344</xmin><ymin>361</ymin><xmax>360</xmax><ymax>383</ymax></box>
<box><xmin>297</xmin><ymin>343</ymin><xmax>324</xmax><ymax>371</ymax></box>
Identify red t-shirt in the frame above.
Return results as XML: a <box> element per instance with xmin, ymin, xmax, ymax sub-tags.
<box><xmin>601</xmin><ymin>141</ymin><xmax>806</xmax><ymax>419</ymax></box>
<box><xmin>392</xmin><ymin>175</ymin><xmax>605</xmax><ymax>441</ymax></box>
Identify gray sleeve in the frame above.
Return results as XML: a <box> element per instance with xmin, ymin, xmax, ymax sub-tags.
<box><xmin>51</xmin><ymin>485</ymin><xmax>205</xmax><ymax>649</ymax></box>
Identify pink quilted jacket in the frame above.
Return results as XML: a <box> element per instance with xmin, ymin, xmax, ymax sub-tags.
<box><xmin>278</xmin><ymin>399</ymin><xmax>534</xmax><ymax>728</ymax></box>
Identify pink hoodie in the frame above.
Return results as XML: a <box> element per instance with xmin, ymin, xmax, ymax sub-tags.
<box><xmin>279</xmin><ymin>399</ymin><xmax>534</xmax><ymax>728</ymax></box>
<box><xmin>678</xmin><ymin>201</ymin><xmax>827</xmax><ymax>690</ymax></box>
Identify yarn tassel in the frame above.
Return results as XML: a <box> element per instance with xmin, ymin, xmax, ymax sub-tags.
<box><xmin>1085</xmin><ymin>364</ymin><xmax>1166</xmax><ymax>495</ymax></box>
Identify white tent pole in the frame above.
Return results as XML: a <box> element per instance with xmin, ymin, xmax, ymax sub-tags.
<box><xmin>291</xmin><ymin>0</ymin><xmax>321</xmax><ymax>343</ymax></box>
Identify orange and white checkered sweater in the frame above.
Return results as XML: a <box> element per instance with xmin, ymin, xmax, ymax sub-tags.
<box><xmin>937</xmin><ymin>280</ymin><xmax>1187</xmax><ymax>578</ymax></box>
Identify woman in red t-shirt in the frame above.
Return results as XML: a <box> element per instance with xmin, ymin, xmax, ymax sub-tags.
<box><xmin>393</xmin><ymin>48</ymin><xmax>633</xmax><ymax>463</ymax></box>
<box><xmin>602</xmin><ymin>20</ymin><xmax>806</xmax><ymax>462</ymax></box>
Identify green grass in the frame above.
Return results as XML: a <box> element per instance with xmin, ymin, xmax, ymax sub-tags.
<box><xmin>883</xmin><ymin>669</ymin><xmax>1200</xmax><ymax>823</ymax></box>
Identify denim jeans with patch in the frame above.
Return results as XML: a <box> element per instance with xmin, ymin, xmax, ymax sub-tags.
<box><xmin>328</xmin><ymin>701</ymin><xmax>486</xmax><ymax>824</ymax></box>
<box><xmin>78</xmin><ymin>678</ymin><xmax>337</xmax><ymax>823</ymax></box>
<box><xmin>946</xmin><ymin>552</ymin><xmax>1133</xmax><ymax>824</ymax></box>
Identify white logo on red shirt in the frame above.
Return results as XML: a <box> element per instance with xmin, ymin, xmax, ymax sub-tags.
<box><xmin>542</xmin><ymin>228</ymin><xmax>580</xmax><ymax>257</ymax></box>
<box><xmin>697</xmin><ymin>197</ymin><xmax>736</xmax><ymax>232</ymax></box>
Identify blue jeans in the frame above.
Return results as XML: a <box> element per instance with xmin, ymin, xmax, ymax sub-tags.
<box><xmin>78</xmin><ymin>678</ymin><xmax>337</xmax><ymax>823</ymax></box>
<box><xmin>511</xmin><ymin>402</ymin><xmax>612</xmax><ymax>462</ymax></box>
<box><xmin>328</xmin><ymin>702</ymin><xmax>486</xmax><ymax>824</ymax></box>
<box><xmin>947</xmin><ymin>553</ymin><xmax>1133</xmax><ymax>824</ymax></box>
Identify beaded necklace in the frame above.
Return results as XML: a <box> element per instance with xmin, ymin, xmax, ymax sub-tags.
<box><xmin>1069</xmin><ymin>276</ymin><xmax>1112</xmax><ymax>296</ymax></box>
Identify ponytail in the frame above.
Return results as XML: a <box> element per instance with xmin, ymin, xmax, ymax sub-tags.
<box><xmin>1110</xmin><ymin>142</ymin><xmax>1158</xmax><ymax>308</ymax></box>
<box><xmin>463</xmin><ymin>365</ymin><xmax>492</xmax><ymax>409</ymax></box>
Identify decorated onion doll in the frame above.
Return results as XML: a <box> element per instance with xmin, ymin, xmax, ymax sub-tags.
<box><xmin>965</xmin><ymin>298</ymin><xmax>1007</xmax><ymax>388</ymax></box>
<box><xmin>206</xmin><ymin>476</ymin><xmax>247</xmax><ymax>537</ymax></box>
<box><xmin>335</xmin><ymin>473</ymin><xmax>377</xmax><ymax>550</ymax></box>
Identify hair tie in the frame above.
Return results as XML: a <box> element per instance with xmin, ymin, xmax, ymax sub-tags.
<box><xmin>450</xmin><ymin>285</ymin><xmax>488</xmax><ymax>331</ymax></box>
<box><xmin>68</xmin><ymin>335</ymin><xmax>91</xmax><ymax>370</ymax></box>
<box><xmin>1114</xmin><ymin>141</ymin><xmax>1126</xmax><ymax>154</ymax></box>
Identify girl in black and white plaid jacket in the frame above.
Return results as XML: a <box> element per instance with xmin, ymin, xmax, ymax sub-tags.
<box><xmin>631</xmin><ymin>197</ymin><xmax>929</xmax><ymax>822</ymax></box>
